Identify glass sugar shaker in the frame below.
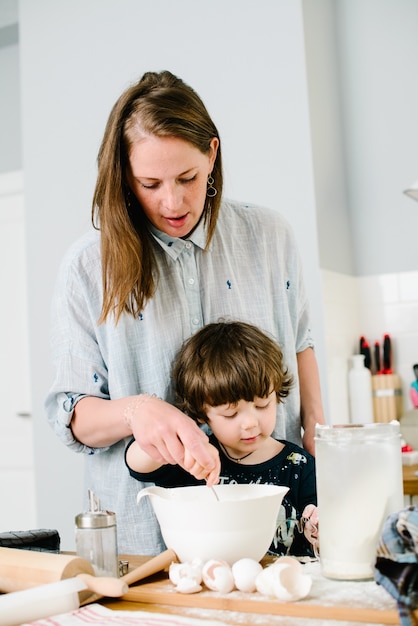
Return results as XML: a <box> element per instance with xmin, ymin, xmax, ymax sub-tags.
<box><xmin>75</xmin><ymin>490</ymin><xmax>119</xmax><ymax>578</ymax></box>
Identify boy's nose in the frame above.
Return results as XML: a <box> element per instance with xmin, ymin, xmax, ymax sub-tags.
<box><xmin>241</xmin><ymin>412</ymin><xmax>258</xmax><ymax>429</ymax></box>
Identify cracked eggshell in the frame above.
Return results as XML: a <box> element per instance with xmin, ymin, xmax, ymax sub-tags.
<box><xmin>255</xmin><ymin>557</ymin><xmax>312</xmax><ymax>602</ymax></box>
<box><xmin>231</xmin><ymin>558</ymin><xmax>263</xmax><ymax>593</ymax></box>
<box><xmin>175</xmin><ymin>578</ymin><xmax>202</xmax><ymax>594</ymax></box>
<box><xmin>169</xmin><ymin>559</ymin><xmax>203</xmax><ymax>586</ymax></box>
<box><xmin>255</xmin><ymin>565</ymin><xmax>275</xmax><ymax>596</ymax></box>
<box><xmin>272</xmin><ymin>563</ymin><xmax>312</xmax><ymax>602</ymax></box>
<box><xmin>202</xmin><ymin>559</ymin><xmax>235</xmax><ymax>594</ymax></box>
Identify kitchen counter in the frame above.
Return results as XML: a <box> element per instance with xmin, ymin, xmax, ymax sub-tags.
<box><xmin>402</xmin><ymin>463</ymin><xmax>418</xmax><ymax>497</ymax></box>
<box><xmin>94</xmin><ymin>554</ymin><xmax>414</xmax><ymax>626</ymax></box>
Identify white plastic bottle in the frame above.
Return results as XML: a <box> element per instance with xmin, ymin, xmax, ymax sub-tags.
<box><xmin>348</xmin><ymin>354</ymin><xmax>374</xmax><ymax>424</ymax></box>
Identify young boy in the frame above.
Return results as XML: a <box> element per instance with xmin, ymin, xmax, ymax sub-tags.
<box><xmin>125</xmin><ymin>321</ymin><xmax>318</xmax><ymax>557</ymax></box>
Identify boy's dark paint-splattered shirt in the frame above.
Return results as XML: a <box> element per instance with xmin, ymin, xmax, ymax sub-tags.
<box><xmin>126</xmin><ymin>436</ymin><xmax>316</xmax><ymax>557</ymax></box>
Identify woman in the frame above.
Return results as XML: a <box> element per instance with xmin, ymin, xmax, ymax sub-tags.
<box><xmin>46</xmin><ymin>70</ymin><xmax>324</xmax><ymax>555</ymax></box>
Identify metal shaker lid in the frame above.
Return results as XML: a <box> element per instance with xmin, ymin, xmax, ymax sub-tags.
<box><xmin>75</xmin><ymin>510</ymin><xmax>116</xmax><ymax>529</ymax></box>
<box><xmin>75</xmin><ymin>488</ymin><xmax>116</xmax><ymax>528</ymax></box>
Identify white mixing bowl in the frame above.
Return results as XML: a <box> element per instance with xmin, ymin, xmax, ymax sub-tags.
<box><xmin>137</xmin><ymin>483</ymin><xmax>288</xmax><ymax>564</ymax></box>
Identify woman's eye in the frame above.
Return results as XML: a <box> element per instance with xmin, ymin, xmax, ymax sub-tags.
<box><xmin>140</xmin><ymin>182</ymin><xmax>159</xmax><ymax>189</ymax></box>
<box><xmin>179</xmin><ymin>175</ymin><xmax>197</xmax><ymax>184</ymax></box>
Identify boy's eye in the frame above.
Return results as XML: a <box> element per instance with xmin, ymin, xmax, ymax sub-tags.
<box><xmin>255</xmin><ymin>400</ymin><xmax>271</xmax><ymax>410</ymax></box>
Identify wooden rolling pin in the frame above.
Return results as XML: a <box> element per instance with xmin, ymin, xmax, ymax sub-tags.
<box><xmin>0</xmin><ymin>547</ymin><xmax>127</xmax><ymax>598</ymax></box>
<box><xmin>0</xmin><ymin>577</ymin><xmax>87</xmax><ymax>626</ymax></box>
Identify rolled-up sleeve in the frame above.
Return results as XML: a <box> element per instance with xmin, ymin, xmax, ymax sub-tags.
<box><xmin>45</xmin><ymin>389</ymin><xmax>89</xmax><ymax>452</ymax></box>
<box><xmin>45</xmin><ymin>232</ymin><xmax>109</xmax><ymax>455</ymax></box>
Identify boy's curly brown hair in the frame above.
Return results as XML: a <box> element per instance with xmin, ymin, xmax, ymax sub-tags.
<box><xmin>172</xmin><ymin>320</ymin><xmax>293</xmax><ymax>423</ymax></box>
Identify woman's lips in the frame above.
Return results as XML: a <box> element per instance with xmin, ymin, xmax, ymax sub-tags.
<box><xmin>164</xmin><ymin>213</ymin><xmax>189</xmax><ymax>229</ymax></box>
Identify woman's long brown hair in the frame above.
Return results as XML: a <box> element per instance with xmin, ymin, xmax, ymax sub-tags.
<box><xmin>92</xmin><ymin>71</ymin><xmax>223</xmax><ymax>324</ymax></box>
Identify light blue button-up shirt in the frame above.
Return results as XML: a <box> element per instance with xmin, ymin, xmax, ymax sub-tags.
<box><xmin>46</xmin><ymin>199</ymin><xmax>314</xmax><ymax>554</ymax></box>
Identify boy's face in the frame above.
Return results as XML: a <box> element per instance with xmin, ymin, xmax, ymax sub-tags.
<box><xmin>204</xmin><ymin>390</ymin><xmax>277</xmax><ymax>459</ymax></box>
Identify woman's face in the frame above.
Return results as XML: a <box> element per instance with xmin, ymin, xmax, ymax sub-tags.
<box><xmin>127</xmin><ymin>135</ymin><xmax>218</xmax><ymax>238</ymax></box>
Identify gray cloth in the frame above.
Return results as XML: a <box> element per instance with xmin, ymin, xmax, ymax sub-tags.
<box><xmin>374</xmin><ymin>505</ymin><xmax>418</xmax><ymax>626</ymax></box>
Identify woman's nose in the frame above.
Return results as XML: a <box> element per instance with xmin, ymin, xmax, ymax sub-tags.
<box><xmin>161</xmin><ymin>183</ymin><xmax>182</xmax><ymax>212</ymax></box>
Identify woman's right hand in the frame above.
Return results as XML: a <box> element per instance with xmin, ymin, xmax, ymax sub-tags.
<box><xmin>72</xmin><ymin>394</ymin><xmax>221</xmax><ymax>483</ymax></box>
<box><xmin>182</xmin><ymin>443</ymin><xmax>220</xmax><ymax>487</ymax></box>
<box><xmin>127</xmin><ymin>395</ymin><xmax>221</xmax><ymax>483</ymax></box>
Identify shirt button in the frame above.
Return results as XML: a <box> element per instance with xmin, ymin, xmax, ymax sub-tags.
<box><xmin>192</xmin><ymin>317</ymin><xmax>199</xmax><ymax>325</ymax></box>
<box><xmin>188</xmin><ymin>278</ymin><xmax>195</xmax><ymax>285</ymax></box>
<box><xmin>185</xmin><ymin>242</ymin><xmax>192</xmax><ymax>249</ymax></box>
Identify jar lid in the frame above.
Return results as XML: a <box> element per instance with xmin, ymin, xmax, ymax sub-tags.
<box><xmin>315</xmin><ymin>421</ymin><xmax>400</xmax><ymax>441</ymax></box>
<box><xmin>75</xmin><ymin>510</ymin><xmax>116</xmax><ymax>529</ymax></box>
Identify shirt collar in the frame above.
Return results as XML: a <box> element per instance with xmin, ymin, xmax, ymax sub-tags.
<box><xmin>148</xmin><ymin>217</ymin><xmax>207</xmax><ymax>260</ymax></box>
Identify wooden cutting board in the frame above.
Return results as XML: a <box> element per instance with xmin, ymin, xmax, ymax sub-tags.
<box><xmin>119</xmin><ymin>557</ymin><xmax>415</xmax><ymax>625</ymax></box>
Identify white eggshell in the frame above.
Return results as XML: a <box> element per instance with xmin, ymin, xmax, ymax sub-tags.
<box><xmin>202</xmin><ymin>559</ymin><xmax>235</xmax><ymax>594</ymax></box>
<box><xmin>255</xmin><ymin>565</ymin><xmax>275</xmax><ymax>596</ymax></box>
<box><xmin>175</xmin><ymin>578</ymin><xmax>202</xmax><ymax>594</ymax></box>
<box><xmin>169</xmin><ymin>559</ymin><xmax>203</xmax><ymax>586</ymax></box>
<box><xmin>271</xmin><ymin>556</ymin><xmax>303</xmax><ymax>570</ymax></box>
<box><xmin>255</xmin><ymin>558</ymin><xmax>311</xmax><ymax>602</ymax></box>
<box><xmin>231</xmin><ymin>558</ymin><xmax>263</xmax><ymax>592</ymax></box>
<box><xmin>273</xmin><ymin>563</ymin><xmax>312</xmax><ymax>601</ymax></box>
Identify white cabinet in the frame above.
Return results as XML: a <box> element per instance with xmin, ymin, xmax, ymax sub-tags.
<box><xmin>0</xmin><ymin>171</ymin><xmax>36</xmax><ymax>531</ymax></box>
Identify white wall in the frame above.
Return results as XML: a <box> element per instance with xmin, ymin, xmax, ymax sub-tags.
<box><xmin>19</xmin><ymin>0</ymin><xmax>326</xmax><ymax>549</ymax></box>
<box><xmin>304</xmin><ymin>0</ymin><xmax>418</xmax><ymax>278</ymax></box>
<box><xmin>303</xmin><ymin>0</ymin><xmax>354</xmax><ymax>276</ymax></box>
<box><xmin>0</xmin><ymin>41</ymin><xmax>21</xmax><ymax>173</ymax></box>
<box><xmin>318</xmin><ymin>0</ymin><xmax>418</xmax><ymax>426</ymax></box>
<box><xmin>335</xmin><ymin>0</ymin><xmax>418</xmax><ymax>276</ymax></box>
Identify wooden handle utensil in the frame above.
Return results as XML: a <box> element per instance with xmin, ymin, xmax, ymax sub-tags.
<box><xmin>80</xmin><ymin>548</ymin><xmax>177</xmax><ymax>606</ymax></box>
<box><xmin>120</xmin><ymin>548</ymin><xmax>177</xmax><ymax>586</ymax></box>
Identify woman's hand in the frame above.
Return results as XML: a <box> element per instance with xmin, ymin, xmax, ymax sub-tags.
<box><xmin>72</xmin><ymin>394</ymin><xmax>221</xmax><ymax>483</ymax></box>
<box><xmin>128</xmin><ymin>395</ymin><xmax>220</xmax><ymax>483</ymax></box>
<box><xmin>182</xmin><ymin>444</ymin><xmax>220</xmax><ymax>486</ymax></box>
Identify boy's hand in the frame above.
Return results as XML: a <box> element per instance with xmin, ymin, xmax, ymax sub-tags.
<box><xmin>302</xmin><ymin>504</ymin><xmax>319</xmax><ymax>545</ymax></box>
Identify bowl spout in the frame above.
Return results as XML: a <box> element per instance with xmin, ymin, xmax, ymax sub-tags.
<box><xmin>136</xmin><ymin>486</ymin><xmax>168</xmax><ymax>505</ymax></box>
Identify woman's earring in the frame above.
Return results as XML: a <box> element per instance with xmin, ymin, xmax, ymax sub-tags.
<box><xmin>206</xmin><ymin>175</ymin><xmax>218</xmax><ymax>197</ymax></box>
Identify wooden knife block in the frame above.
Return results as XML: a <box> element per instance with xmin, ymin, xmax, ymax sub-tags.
<box><xmin>372</xmin><ymin>374</ymin><xmax>403</xmax><ymax>422</ymax></box>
